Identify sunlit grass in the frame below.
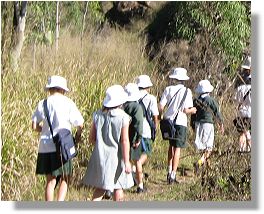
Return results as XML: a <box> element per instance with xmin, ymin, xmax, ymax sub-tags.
<box><xmin>1</xmin><ymin>28</ymin><xmax>251</xmax><ymax>201</ymax></box>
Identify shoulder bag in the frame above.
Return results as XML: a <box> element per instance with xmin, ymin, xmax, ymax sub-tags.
<box><xmin>160</xmin><ymin>87</ymin><xmax>188</xmax><ymax>140</ymax></box>
<box><xmin>43</xmin><ymin>99</ymin><xmax>77</xmax><ymax>164</ymax></box>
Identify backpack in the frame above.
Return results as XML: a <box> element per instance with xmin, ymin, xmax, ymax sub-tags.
<box><xmin>139</xmin><ymin>95</ymin><xmax>156</xmax><ymax>142</ymax></box>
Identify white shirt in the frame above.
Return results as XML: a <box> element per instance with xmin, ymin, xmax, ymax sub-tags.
<box><xmin>32</xmin><ymin>94</ymin><xmax>84</xmax><ymax>153</ymax></box>
<box><xmin>139</xmin><ymin>90</ymin><xmax>159</xmax><ymax>138</ymax></box>
<box><xmin>159</xmin><ymin>84</ymin><xmax>194</xmax><ymax>127</ymax></box>
<box><xmin>234</xmin><ymin>84</ymin><xmax>251</xmax><ymax>118</ymax></box>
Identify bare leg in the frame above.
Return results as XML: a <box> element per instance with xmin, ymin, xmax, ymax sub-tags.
<box><xmin>57</xmin><ymin>176</ymin><xmax>69</xmax><ymax>201</ymax></box>
<box><xmin>113</xmin><ymin>189</ymin><xmax>124</xmax><ymax>201</ymax></box>
<box><xmin>92</xmin><ymin>188</ymin><xmax>105</xmax><ymax>201</ymax></box>
<box><xmin>136</xmin><ymin>154</ymin><xmax>148</xmax><ymax>189</ymax></box>
<box><xmin>45</xmin><ymin>174</ymin><xmax>56</xmax><ymax>201</ymax></box>
<box><xmin>239</xmin><ymin>132</ymin><xmax>247</xmax><ymax>151</ymax></box>
<box><xmin>167</xmin><ymin>145</ymin><xmax>173</xmax><ymax>170</ymax></box>
<box><xmin>172</xmin><ymin>148</ymin><xmax>181</xmax><ymax>173</ymax></box>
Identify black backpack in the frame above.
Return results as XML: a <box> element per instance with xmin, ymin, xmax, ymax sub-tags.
<box><xmin>139</xmin><ymin>95</ymin><xmax>156</xmax><ymax>142</ymax></box>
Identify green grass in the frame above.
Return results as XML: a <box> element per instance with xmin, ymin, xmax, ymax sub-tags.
<box><xmin>1</xmin><ymin>28</ymin><xmax>251</xmax><ymax>201</ymax></box>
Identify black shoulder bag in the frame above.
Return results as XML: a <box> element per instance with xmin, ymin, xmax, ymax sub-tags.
<box><xmin>160</xmin><ymin>87</ymin><xmax>188</xmax><ymax>140</ymax></box>
<box><xmin>43</xmin><ymin>99</ymin><xmax>77</xmax><ymax>164</ymax></box>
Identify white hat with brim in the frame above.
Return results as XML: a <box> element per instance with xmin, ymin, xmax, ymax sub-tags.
<box><xmin>195</xmin><ymin>79</ymin><xmax>214</xmax><ymax>94</ymax></box>
<box><xmin>242</xmin><ymin>56</ymin><xmax>251</xmax><ymax>70</ymax></box>
<box><xmin>124</xmin><ymin>83</ymin><xmax>142</xmax><ymax>102</ymax></box>
<box><xmin>45</xmin><ymin>75</ymin><xmax>69</xmax><ymax>92</ymax></box>
<box><xmin>103</xmin><ymin>85</ymin><xmax>128</xmax><ymax>108</ymax></box>
<box><xmin>136</xmin><ymin>75</ymin><xmax>153</xmax><ymax>88</ymax></box>
<box><xmin>169</xmin><ymin>67</ymin><xmax>189</xmax><ymax>80</ymax></box>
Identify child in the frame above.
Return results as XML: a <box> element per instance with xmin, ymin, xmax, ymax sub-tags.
<box><xmin>159</xmin><ymin>68</ymin><xmax>197</xmax><ymax>184</ymax></box>
<box><xmin>135</xmin><ymin>75</ymin><xmax>159</xmax><ymax>193</ymax></box>
<box><xmin>32</xmin><ymin>75</ymin><xmax>84</xmax><ymax>201</ymax></box>
<box><xmin>192</xmin><ymin>79</ymin><xmax>224</xmax><ymax>172</ymax></box>
<box><xmin>234</xmin><ymin>74</ymin><xmax>251</xmax><ymax>152</ymax></box>
<box><xmin>82</xmin><ymin>85</ymin><xmax>133</xmax><ymax>201</ymax></box>
<box><xmin>123</xmin><ymin>83</ymin><xmax>145</xmax><ymax>193</ymax></box>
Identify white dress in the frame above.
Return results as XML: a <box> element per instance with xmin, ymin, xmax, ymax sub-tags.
<box><xmin>82</xmin><ymin>108</ymin><xmax>134</xmax><ymax>192</ymax></box>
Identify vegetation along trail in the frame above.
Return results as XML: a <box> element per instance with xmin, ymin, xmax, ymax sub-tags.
<box><xmin>1</xmin><ymin>1</ymin><xmax>251</xmax><ymax>201</ymax></box>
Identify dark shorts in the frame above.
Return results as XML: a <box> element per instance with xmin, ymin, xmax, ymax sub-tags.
<box><xmin>233</xmin><ymin>117</ymin><xmax>251</xmax><ymax>133</ymax></box>
<box><xmin>131</xmin><ymin>138</ymin><xmax>152</xmax><ymax>161</ymax></box>
<box><xmin>169</xmin><ymin>125</ymin><xmax>187</xmax><ymax>148</ymax></box>
<box><xmin>36</xmin><ymin>152</ymin><xmax>73</xmax><ymax>177</ymax></box>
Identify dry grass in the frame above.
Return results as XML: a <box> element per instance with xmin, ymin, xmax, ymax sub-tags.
<box><xmin>1</xmin><ymin>27</ymin><xmax>250</xmax><ymax>201</ymax></box>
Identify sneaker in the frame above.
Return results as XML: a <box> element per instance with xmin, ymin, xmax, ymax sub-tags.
<box><xmin>136</xmin><ymin>187</ymin><xmax>146</xmax><ymax>193</ymax></box>
<box><xmin>168</xmin><ymin>177</ymin><xmax>179</xmax><ymax>185</ymax></box>
<box><xmin>103</xmin><ymin>190</ymin><xmax>112</xmax><ymax>200</ymax></box>
<box><xmin>166</xmin><ymin>173</ymin><xmax>171</xmax><ymax>183</ymax></box>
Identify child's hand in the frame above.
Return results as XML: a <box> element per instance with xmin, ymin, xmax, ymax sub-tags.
<box><xmin>124</xmin><ymin>161</ymin><xmax>132</xmax><ymax>174</ymax></box>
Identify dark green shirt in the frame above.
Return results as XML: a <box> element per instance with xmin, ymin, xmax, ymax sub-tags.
<box><xmin>193</xmin><ymin>95</ymin><xmax>223</xmax><ymax>124</ymax></box>
<box><xmin>123</xmin><ymin>101</ymin><xmax>144</xmax><ymax>145</ymax></box>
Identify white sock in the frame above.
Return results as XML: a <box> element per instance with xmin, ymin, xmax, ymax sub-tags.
<box><xmin>170</xmin><ymin>171</ymin><xmax>176</xmax><ymax>179</ymax></box>
<box><xmin>138</xmin><ymin>183</ymin><xmax>144</xmax><ymax>189</ymax></box>
<box><xmin>168</xmin><ymin>165</ymin><xmax>172</xmax><ymax>174</ymax></box>
<box><xmin>132</xmin><ymin>165</ymin><xmax>136</xmax><ymax>172</ymax></box>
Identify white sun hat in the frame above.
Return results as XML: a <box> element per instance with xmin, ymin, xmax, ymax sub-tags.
<box><xmin>169</xmin><ymin>67</ymin><xmax>189</xmax><ymax>80</ymax></box>
<box><xmin>103</xmin><ymin>85</ymin><xmax>128</xmax><ymax>108</ymax></box>
<box><xmin>136</xmin><ymin>75</ymin><xmax>153</xmax><ymax>88</ymax></box>
<box><xmin>45</xmin><ymin>75</ymin><xmax>69</xmax><ymax>92</ymax></box>
<box><xmin>195</xmin><ymin>79</ymin><xmax>214</xmax><ymax>94</ymax></box>
<box><xmin>124</xmin><ymin>83</ymin><xmax>142</xmax><ymax>102</ymax></box>
<box><xmin>242</xmin><ymin>56</ymin><xmax>251</xmax><ymax>70</ymax></box>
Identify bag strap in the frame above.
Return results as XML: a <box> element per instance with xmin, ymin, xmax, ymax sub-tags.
<box><xmin>43</xmin><ymin>99</ymin><xmax>54</xmax><ymax>138</ymax></box>
<box><xmin>238</xmin><ymin>88</ymin><xmax>251</xmax><ymax>110</ymax></box>
<box><xmin>243</xmin><ymin>88</ymin><xmax>251</xmax><ymax>101</ymax></box>
<box><xmin>172</xmin><ymin>87</ymin><xmax>188</xmax><ymax>122</ymax></box>
<box><xmin>139</xmin><ymin>94</ymin><xmax>153</xmax><ymax>124</ymax></box>
<box><xmin>167</xmin><ymin>87</ymin><xmax>182</xmax><ymax>109</ymax></box>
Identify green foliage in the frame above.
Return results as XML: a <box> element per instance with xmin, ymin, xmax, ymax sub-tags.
<box><xmin>26</xmin><ymin>2</ymin><xmax>57</xmax><ymax>44</ymax></box>
<box><xmin>147</xmin><ymin>1</ymin><xmax>250</xmax><ymax>70</ymax></box>
<box><xmin>88</xmin><ymin>1</ymin><xmax>105</xmax><ymax>26</ymax></box>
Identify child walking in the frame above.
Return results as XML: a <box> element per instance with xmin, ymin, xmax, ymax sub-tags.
<box><xmin>135</xmin><ymin>75</ymin><xmax>159</xmax><ymax>193</ymax></box>
<box><xmin>123</xmin><ymin>83</ymin><xmax>145</xmax><ymax>193</ymax></box>
<box><xmin>82</xmin><ymin>85</ymin><xmax>133</xmax><ymax>201</ymax></box>
<box><xmin>32</xmin><ymin>75</ymin><xmax>84</xmax><ymax>201</ymax></box>
<box><xmin>192</xmin><ymin>79</ymin><xmax>224</xmax><ymax>172</ymax></box>
<box><xmin>159</xmin><ymin>68</ymin><xmax>197</xmax><ymax>184</ymax></box>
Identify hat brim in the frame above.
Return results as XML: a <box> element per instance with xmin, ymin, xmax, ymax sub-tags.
<box><xmin>242</xmin><ymin>65</ymin><xmax>251</xmax><ymax>70</ymax></box>
<box><xmin>103</xmin><ymin>100</ymin><xmax>126</xmax><ymax>108</ymax></box>
<box><xmin>195</xmin><ymin>86</ymin><xmax>214</xmax><ymax>94</ymax></box>
<box><xmin>126</xmin><ymin>94</ymin><xmax>141</xmax><ymax>102</ymax></box>
<box><xmin>45</xmin><ymin>85</ymin><xmax>69</xmax><ymax>92</ymax></box>
<box><xmin>137</xmin><ymin>83</ymin><xmax>153</xmax><ymax>88</ymax></box>
<box><xmin>169</xmin><ymin>74</ymin><xmax>190</xmax><ymax>80</ymax></box>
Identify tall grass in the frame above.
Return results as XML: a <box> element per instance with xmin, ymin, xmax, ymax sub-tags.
<box><xmin>1</xmin><ymin>27</ymin><xmax>251</xmax><ymax>201</ymax></box>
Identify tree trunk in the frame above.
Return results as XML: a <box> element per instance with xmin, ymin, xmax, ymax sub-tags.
<box><xmin>55</xmin><ymin>1</ymin><xmax>60</xmax><ymax>53</ymax></box>
<box><xmin>10</xmin><ymin>1</ymin><xmax>27</xmax><ymax>72</ymax></box>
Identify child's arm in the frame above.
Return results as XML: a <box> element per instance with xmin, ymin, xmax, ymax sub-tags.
<box><xmin>88</xmin><ymin>122</ymin><xmax>96</xmax><ymax>145</ymax></box>
<box><xmin>121</xmin><ymin>124</ymin><xmax>132</xmax><ymax>174</ymax></box>
<box><xmin>32</xmin><ymin>121</ymin><xmax>42</xmax><ymax>132</ymax></box>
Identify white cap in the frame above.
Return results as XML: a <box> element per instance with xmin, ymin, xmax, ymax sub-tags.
<box><xmin>169</xmin><ymin>67</ymin><xmax>189</xmax><ymax>80</ymax></box>
<box><xmin>45</xmin><ymin>75</ymin><xmax>69</xmax><ymax>92</ymax></box>
<box><xmin>103</xmin><ymin>85</ymin><xmax>128</xmax><ymax>108</ymax></box>
<box><xmin>195</xmin><ymin>79</ymin><xmax>214</xmax><ymax>94</ymax></box>
<box><xmin>124</xmin><ymin>83</ymin><xmax>141</xmax><ymax>102</ymax></box>
<box><xmin>136</xmin><ymin>75</ymin><xmax>153</xmax><ymax>88</ymax></box>
<box><xmin>242</xmin><ymin>56</ymin><xmax>251</xmax><ymax>70</ymax></box>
